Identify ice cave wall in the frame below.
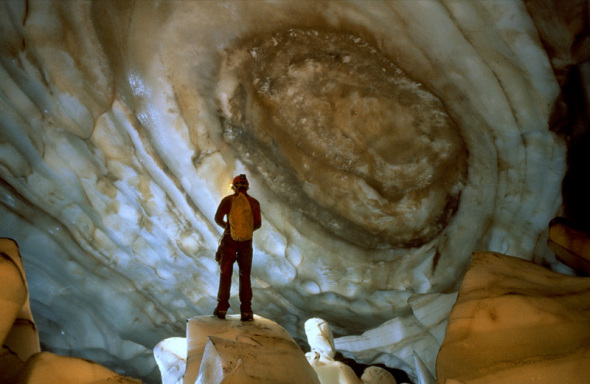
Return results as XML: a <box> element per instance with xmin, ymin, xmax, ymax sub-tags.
<box><xmin>0</xmin><ymin>0</ymin><xmax>587</xmax><ymax>382</ymax></box>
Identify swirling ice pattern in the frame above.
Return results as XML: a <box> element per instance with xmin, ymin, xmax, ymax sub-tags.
<box><xmin>0</xmin><ymin>1</ymin><xmax>568</xmax><ymax>382</ymax></box>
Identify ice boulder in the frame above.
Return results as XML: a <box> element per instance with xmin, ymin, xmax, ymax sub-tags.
<box><xmin>155</xmin><ymin>314</ymin><xmax>320</xmax><ymax>384</ymax></box>
<box><xmin>436</xmin><ymin>251</ymin><xmax>590</xmax><ymax>384</ymax></box>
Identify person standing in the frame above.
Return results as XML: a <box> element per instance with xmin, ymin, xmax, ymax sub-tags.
<box><xmin>213</xmin><ymin>174</ymin><xmax>261</xmax><ymax>321</ymax></box>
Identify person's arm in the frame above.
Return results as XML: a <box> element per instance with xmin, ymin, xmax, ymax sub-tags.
<box><xmin>214</xmin><ymin>196</ymin><xmax>232</xmax><ymax>229</ymax></box>
<box><xmin>250</xmin><ymin>198</ymin><xmax>262</xmax><ymax>231</ymax></box>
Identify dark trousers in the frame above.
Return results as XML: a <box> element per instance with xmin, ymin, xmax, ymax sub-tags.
<box><xmin>216</xmin><ymin>235</ymin><xmax>253</xmax><ymax>312</ymax></box>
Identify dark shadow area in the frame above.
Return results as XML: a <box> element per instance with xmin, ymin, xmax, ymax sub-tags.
<box><xmin>547</xmin><ymin>216</ymin><xmax>590</xmax><ymax>276</ymax></box>
<box><xmin>334</xmin><ymin>352</ymin><xmax>413</xmax><ymax>384</ymax></box>
<box><xmin>552</xmin><ymin>62</ymin><xmax>590</xmax><ymax>232</ymax></box>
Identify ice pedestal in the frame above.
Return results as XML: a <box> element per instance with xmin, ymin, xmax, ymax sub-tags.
<box><xmin>305</xmin><ymin>318</ymin><xmax>362</xmax><ymax>384</ymax></box>
<box><xmin>436</xmin><ymin>251</ymin><xmax>590</xmax><ymax>384</ymax></box>
<box><xmin>182</xmin><ymin>315</ymin><xmax>319</xmax><ymax>384</ymax></box>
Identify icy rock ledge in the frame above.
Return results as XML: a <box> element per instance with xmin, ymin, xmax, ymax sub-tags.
<box><xmin>155</xmin><ymin>315</ymin><xmax>411</xmax><ymax>384</ymax></box>
<box><xmin>0</xmin><ymin>238</ymin><xmax>140</xmax><ymax>384</ymax></box>
<box><xmin>436</xmin><ymin>251</ymin><xmax>590</xmax><ymax>384</ymax></box>
<box><xmin>156</xmin><ymin>314</ymin><xmax>320</xmax><ymax>384</ymax></box>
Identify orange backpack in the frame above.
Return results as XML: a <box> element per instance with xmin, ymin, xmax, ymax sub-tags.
<box><xmin>228</xmin><ymin>193</ymin><xmax>254</xmax><ymax>241</ymax></box>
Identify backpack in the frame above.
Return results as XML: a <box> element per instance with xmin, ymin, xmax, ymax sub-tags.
<box><xmin>228</xmin><ymin>193</ymin><xmax>254</xmax><ymax>241</ymax></box>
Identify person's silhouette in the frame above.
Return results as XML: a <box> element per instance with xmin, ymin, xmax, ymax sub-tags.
<box><xmin>213</xmin><ymin>174</ymin><xmax>261</xmax><ymax>321</ymax></box>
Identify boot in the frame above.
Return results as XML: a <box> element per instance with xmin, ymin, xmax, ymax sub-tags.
<box><xmin>213</xmin><ymin>308</ymin><xmax>227</xmax><ymax>320</ymax></box>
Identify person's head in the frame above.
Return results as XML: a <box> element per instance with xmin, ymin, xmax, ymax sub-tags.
<box><xmin>231</xmin><ymin>174</ymin><xmax>249</xmax><ymax>192</ymax></box>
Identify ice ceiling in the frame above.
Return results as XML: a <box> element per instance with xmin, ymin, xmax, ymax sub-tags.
<box><xmin>0</xmin><ymin>0</ymin><xmax>587</xmax><ymax>382</ymax></box>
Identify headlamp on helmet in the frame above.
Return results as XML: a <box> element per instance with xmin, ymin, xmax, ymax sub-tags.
<box><xmin>231</xmin><ymin>174</ymin><xmax>249</xmax><ymax>192</ymax></box>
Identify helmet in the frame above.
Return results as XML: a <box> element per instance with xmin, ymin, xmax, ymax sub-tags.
<box><xmin>232</xmin><ymin>174</ymin><xmax>249</xmax><ymax>191</ymax></box>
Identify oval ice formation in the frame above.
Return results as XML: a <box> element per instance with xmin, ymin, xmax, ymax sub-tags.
<box><xmin>217</xmin><ymin>29</ymin><xmax>468</xmax><ymax>249</ymax></box>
